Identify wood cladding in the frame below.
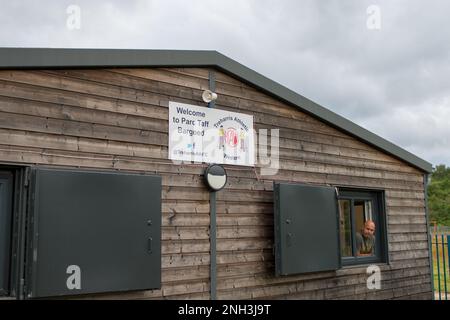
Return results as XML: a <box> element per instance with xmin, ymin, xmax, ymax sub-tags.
<box><xmin>0</xmin><ymin>67</ymin><xmax>431</xmax><ymax>300</ymax></box>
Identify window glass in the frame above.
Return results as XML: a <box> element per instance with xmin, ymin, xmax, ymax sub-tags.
<box><xmin>354</xmin><ymin>200</ymin><xmax>375</xmax><ymax>257</ymax></box>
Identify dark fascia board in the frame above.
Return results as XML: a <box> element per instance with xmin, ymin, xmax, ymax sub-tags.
<box><xmin>0</xmin><ymin>47</ymin><xmax>432</xmax><ymax>173</ymax></box>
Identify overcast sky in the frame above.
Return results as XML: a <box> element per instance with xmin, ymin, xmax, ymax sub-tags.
<box><xmin>1</xmin><ymin>0</ymin><xmax>449</xmax><ymax>168</ymax></box>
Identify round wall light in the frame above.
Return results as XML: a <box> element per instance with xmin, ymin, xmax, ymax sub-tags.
<box><xmin>204</xmin><ymin>164</ymin><xmax>227</xmax><ymax>191</ymax></box>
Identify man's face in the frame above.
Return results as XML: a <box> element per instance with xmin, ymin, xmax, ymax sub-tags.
<box><xmin>363</xmin><ymin>222</ymin><xmax>375</xmax><ymax>237</ymax></box>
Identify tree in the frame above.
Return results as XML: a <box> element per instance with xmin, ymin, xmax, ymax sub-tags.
<box><xmin>428</xmin><ymin>164</ymin><xmax>450</xmax><ymax>226</ymax></box>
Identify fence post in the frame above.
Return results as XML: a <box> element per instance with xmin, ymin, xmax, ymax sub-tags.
<box><xmin>447</xmin><ymin>235</ymin><xmax>450</xmax><ymax>300</ymax></box>
<box><xmin>436</xmin><ymin>234</ymin><xmax>441</xmax><ymax>300</ymax></box>
<box><xmin>441</xmin><ymin>234</ymin><xmax>448</xmax><ymax>300</ymax></box>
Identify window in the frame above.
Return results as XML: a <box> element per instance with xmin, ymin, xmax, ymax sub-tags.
<box><xmin>273</xmin><ymin>183</ymin><xmax>388</xmax><ymax>275</ymax></box>
<box><xmin>338</xmin><ymin>189</ymin><xmax>388</xmax><ymax>265</ymax></box>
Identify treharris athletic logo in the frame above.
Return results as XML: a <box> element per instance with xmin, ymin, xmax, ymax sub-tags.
<box><xmin>225</xmin><ymin>127</ymin><xmax>238</xmax><ymax>147</ymax></box>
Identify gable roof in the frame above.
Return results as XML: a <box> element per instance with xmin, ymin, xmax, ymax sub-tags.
<box><xmin>0</xmin><ymin>48</ymin><xmax>432</xmax><ymax>173</ymax></box>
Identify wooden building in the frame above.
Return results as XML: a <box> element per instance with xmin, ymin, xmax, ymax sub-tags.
<box><xmin>0</xmin><ymin>48</ymin><xmax>433</xmax><ymax>300</ymax></box>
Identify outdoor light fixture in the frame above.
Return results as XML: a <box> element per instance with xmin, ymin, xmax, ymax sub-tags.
<box><xmin>202</xmin><ymin>90</ymin><xmax>218</xmax><ymax>103</ymax></box>
<box><xmin>204</xmin><ymin>164</ymin><xmax>227</xmax><ymax>191</ymax></box>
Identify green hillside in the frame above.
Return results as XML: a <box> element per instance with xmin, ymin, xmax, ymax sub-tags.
<box><xmin>428</xmin><ymin>164</ymin><xmax>450</xmax><ymax>226</ymax></box>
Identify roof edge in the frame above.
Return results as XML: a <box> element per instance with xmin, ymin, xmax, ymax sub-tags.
<box><xmin>0</xmin><ymin>47</ymin><xmax>220</xmax><ymax>68</ymax></box>
<box><xmin>0</xmin><ymin>47</ymin><xmax>432</xmax><ymax>173</ymax></box>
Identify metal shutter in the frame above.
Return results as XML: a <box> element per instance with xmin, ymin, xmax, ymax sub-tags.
<box><xmin>26</xmin><ymin>168</ymin><xmax>161</xmax><ymax>298</ymax></box>
<box><xmin>274</xmin><ymin>183</ymin><xmax>340</xmax><ymax>276</ymax></box>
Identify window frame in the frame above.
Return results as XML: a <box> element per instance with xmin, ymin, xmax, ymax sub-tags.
<box><xmin>337</xmin><ymin>188</ymin><xmax>389</xmax><ymax>266</ymax></box>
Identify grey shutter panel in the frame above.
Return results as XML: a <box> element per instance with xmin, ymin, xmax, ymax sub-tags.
<box><xmin>0</xmin><ymin>173</ymin><xmax>13</xmax><ymax>295</ymax></box>
<box><xmin>274</xmin><ymin>183</ymin><xmax>340</xmax><ymax>276</ymax></box>
<box><xmin>26</xmin><ymin>168</ymin><xmax>161</xmax><ymax>298</ymax></box>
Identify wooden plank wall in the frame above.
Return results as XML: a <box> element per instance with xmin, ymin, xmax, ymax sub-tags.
<box><xmin>0</xmin><ymin>67</ymin><xmax>432</xmax><ymax>300</ymax></box>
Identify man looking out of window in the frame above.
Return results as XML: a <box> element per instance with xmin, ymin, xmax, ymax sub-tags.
<box><xmin>356</xmin><ymin>220</ymin><xmax>376</xmax><ymax>256</ymax></box>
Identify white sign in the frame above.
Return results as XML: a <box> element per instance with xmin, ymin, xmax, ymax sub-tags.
<box><xmin>169</xmin><ymin>101</ymin><xmax>255</xmax><ymax>166</ymax></box>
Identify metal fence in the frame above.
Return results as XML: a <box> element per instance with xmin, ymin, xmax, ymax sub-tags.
<box><xmin>431</xmin><ymin>229</ymin><xmax>450</xmax><ymax>300</ymax></box>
